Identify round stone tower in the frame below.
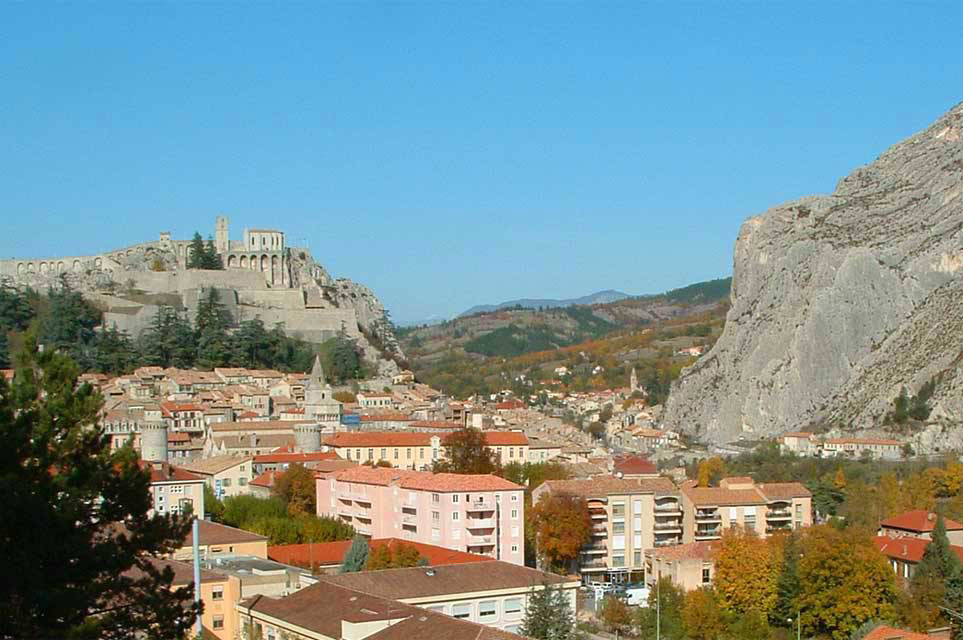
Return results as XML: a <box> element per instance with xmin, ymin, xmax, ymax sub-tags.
<box><xmin>140</xmin><ymin>421</ymin><xmax>169</xmax><ymax>462</ymax></box>
<box><xmin>293</xmin><ymin>422</ymin><xmax>322</xmax><ymax>453</ymax></box>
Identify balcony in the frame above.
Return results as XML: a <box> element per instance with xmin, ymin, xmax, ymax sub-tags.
<box><xmin>466</xmin><ymin>499</ymin><xmax>494</xmax><ymax>512</ymax></box>
<box><xmin>767</xmin><ymin>509</ymin><xmax>792</xmax><ymax>520</ymax></box>
<box><xmin>468</xmin><ymin>534</ymin><xmax>495</xmax><ymax>546</ymax></box>
<box><xmin>466</xmin><ymin>517</ymin><xmax>494</xmax><ymax>529</ymax></box>
<box><xmin>581</xmin><ymin>559</ymin><xmax>608</xmax><ymax>569</ymax></box>
<box><xmin>654</xmin><ymin>502</ymin><xmax>682</xmax><ymax>513</ymax></box>
<box><xmin>695</xmin><ymin>528</ymin><xmax>721</xmax><ymax>540</ymax></box>
<box><xmin>654</xmin><ymin>522</ymin><xmax>683</xmax><ymax>531</ymax></box>
<box><xmin>695</xmin><ymin>511</ymin><xmax>721</xmax><ymax>522</ymax></box>
<box><xmin>354</xmin><ymin>496</ymin><xmax>372</xmax><ymax>505</ymax></box>
<box><xmin>766</xmin><ymin>525</ymin><xmax>792</xmax><ymax>534</ymax></box>
<box><xmin>402</xmin><ymin>514</ymin><xmax>418</xmax><ymax>525</ymax></box>
<box><xmin>590</xmin><ymin>511</ymin><xmax>608</xmax><ymax>520</ymax></box>
<box><xmin>591</xmin><ymin>525</ymin><xmax>608</xmax><ymax>537</ymax></box>
<box><xmin>653</xmin><ymin>538</ymin><xmax>680</xmax><ymax>547</ymax></box>
<box><xmin>582</xmin><ymin>544</ymin><xmax>608</xmax><ymax>555</ymax></box>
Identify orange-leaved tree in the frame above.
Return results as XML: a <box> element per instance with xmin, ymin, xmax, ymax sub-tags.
<box><xmin>712</xmin><ymin>526</ymin><xmax>779</xmax><ymax>617</ymax></box>
<box><xmin>796</xmin><ymin>525</ymin><xmax>897</xmax><ymax>640</ymax></box>
<box><xmin>682</xmin><ymin>587</ymin><xmax>728</xmax><ymax>640</ymax></box>
<box><xmin>530</xmin><ymin>492</ymin><xmax>591</xmax><ymax>573</ymax></box>
<box><xmin>364</xmin><ymin>541</ymin><xmax>423</xmax><ymax>570</ymax></box>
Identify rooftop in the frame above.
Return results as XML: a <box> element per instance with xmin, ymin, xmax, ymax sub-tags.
<box><xmin>646</xmin><ymin>540</ymin><xmax>719</xmax><ymax>562</ymax></box>
<box><xmin>863</xmin><ymin>624</ymin><xmax>932</xmax><ymax>640</ymax></box>
<box><xmin>319</xmin><ymin>561</ymin><xmax>574</xmax><ymax>600</ymax></box>
<box><xmin>540</xmin><ymin>475</ymin><xmax>677</xmax><ymax>499</ymax></box>
<box><xmin>140</xmin><ymin>460</ymin><xmax>205</xmax><ymax>484</ymax></box>
<box><xmin>333</xmin><ymin>467</ymin><xmax>523</xmax><ymax>492</ymax></box>
<box><xmin>268</xmin><ymin>538</ymin><xmax>495</xmax><ymax>568</ymax></box>
<box><xmin>178</xmin><ymin>455</ymin><xmax>252</xmax><ymax>475</ymax></box>
<box><xmin>880</xmin><ymin>510</ymin><xmax>963</xmax><ymax>533</ymax></box>
<box><xmin>182</xmin><ymin>520</ymin><xmax>268</xmax><ymax>547</ymax></box>
<box><xmin>253</xmin><ymin>450</ymin><xmax>339</xmax><ymax>464</ymax></box>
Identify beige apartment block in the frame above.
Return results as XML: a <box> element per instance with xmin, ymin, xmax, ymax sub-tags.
<box><xmin>179</xmin><ymin>455</ymin><xmax>254</xmax><ymax>499</ymax></box>
<box><xmin>644</xmin><ymin>540</ymin><xmax>719</xmax><ymax>592</ymax></box>
<box><xmin>680</xmin><ymin>477</ymin><xmax>811</xmax><ymax>543</ymax></box>
<box><xmin>533</xmin><ymin>476</ymin><xmax>682</xmax><ymax>582</ymax></box>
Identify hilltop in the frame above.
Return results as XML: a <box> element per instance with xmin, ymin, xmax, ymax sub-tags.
<box><xmin>458</xmin><ymin>289</ymin><xmax>631</xmax><ymax>317</ymax></box>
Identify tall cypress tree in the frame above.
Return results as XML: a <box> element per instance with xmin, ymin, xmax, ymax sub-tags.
<box><xmin>773</xmin><ymin>530</ymin><xmax>802</xmax><ymax>625</ymax></box>
<box><xmin>186</xmin><ymin>232</ymin><xmax>206</xmax><ymax>269</ymax></box>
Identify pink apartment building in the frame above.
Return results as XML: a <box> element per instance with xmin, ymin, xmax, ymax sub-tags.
<box><xmin>316</xmin><ymin>467</ymin><xmax>526</xmax><ymax>565</ymax></box>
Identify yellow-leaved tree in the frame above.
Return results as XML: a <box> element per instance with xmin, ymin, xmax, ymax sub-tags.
<box><xmin>796</xmin><ymin>525</ymin><xmax>898</xmax><ymax>640</ymax></box>
<box><xmin>712</xmin><ymin>526</ymin><xmax>779</xmax><ymax>617</ymax></box>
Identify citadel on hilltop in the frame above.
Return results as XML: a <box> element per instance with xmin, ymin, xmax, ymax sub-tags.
<box><xmin>0</xmin><ymin>216</ymin><xmax>403</xmax><ymax>374</ymax></box>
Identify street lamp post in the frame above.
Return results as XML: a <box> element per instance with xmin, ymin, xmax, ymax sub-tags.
<box><xmin>787</xmin><ymin>613</ymin><xmax>801</xmax><ymax>640</ymax></box>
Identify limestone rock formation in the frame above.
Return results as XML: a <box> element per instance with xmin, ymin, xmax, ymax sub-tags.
<box><xmin>662</xmin><ymin>103</ymin><xmax>963</xmax><ymax>443</ymax></box>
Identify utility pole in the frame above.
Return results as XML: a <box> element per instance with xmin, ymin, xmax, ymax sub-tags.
<box><xmin>656</xmin><ymin>576</ymin><xmax>660</xmax><ymax>640</ymax></box>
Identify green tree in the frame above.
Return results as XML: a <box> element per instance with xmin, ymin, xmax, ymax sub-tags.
<box><xmin>203</xmin><ymin>237</ymin><xmax>223</xmax><ymax>270</ymax></box>
<box><xmin>340</xmin><ymin>536</ymin><xmax>370</xmax><ymax>573</ymax></box>
<box><xmin>203</xmin><ymin>484</ymin><xmax>225</xmax><ymax>523</ymax></box>
<box><xmin>0</xmin><ymin>341</ymin><xmax>198</xmax><ymax>638</ymax></box>
<box><xmin>187</xmin><ymin>232</ymin><xmax>206</xmax><ymax>269</ymax></box>
<box><xmin>773</xmin><ymin>530</ymin><xmax>802</xmax><ymax>625</ymax></box>
<box><xmin>519</xmin><ymin>583</ymin><xmax>575</xmax><ymax>640</ymax></box>
<box><xmin>140</xmin><ymin>306</ymin><xmax>195</xmax><ymax>368</ymax></box>
<box><xmin>194</xmin><ymin>288</ymin><xmax>232</xmax><ymax>369</ymax></box>
<box><xmin>0</xmin><ymin>330</ymin><xmax>9</xmax><ymax>368</ymax></box>
<box><xmin>434</xmin><ymin>427</ymin><xmax>499</xmax><ymax>475</ymax></box>
<box><xmin>906</xmin><ymin>512</ymin><xmax>962</xmax><ymax>630</ymax></box>
<box><xmin>637</xmin><ymin>577</ymin><xmax>686</xmax><ymax>640</ymax></box>
<box><xmin>725</xmin><ymin>609</ymin><xmax>770</xmax><ymax>640</ymax></box>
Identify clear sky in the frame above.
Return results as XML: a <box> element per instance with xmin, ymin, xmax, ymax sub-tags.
<box><xmin>2</xmin><ymin>3</ymin><xmax>961</xmax><ymax>323</ymax></box>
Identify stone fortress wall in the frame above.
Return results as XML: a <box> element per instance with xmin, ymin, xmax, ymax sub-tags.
<box><xmin>0</xmin><ymin>216</ymin><xmax>403</xmax><ymax>374</ymax></box>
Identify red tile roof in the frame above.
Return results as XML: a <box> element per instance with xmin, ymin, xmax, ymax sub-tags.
<box><xmin>333</xmin><ymin>467</ymin><xmax>523</xmax><ymax>492</ymax></box>
<box><xmin>474</xmin><ymin>431</ymin><xmax>529</xmax><ymax>446</ymax></box>
<box><xmin>139</xmin><ymin>460</ymin><xmax>205</xmax><ymax>483</ymax></box>
<box><xmin>613</xmin><ymin>455</ymin><xmax>657</xmax><ymax>476</ymax></box>
<box><xmin>269</xmin><ymin>538</ymin><xmax>495</xmax><ymax>568</ymax></box>
<box><xmin>863</xmin><ymin>624</ymin><xmax>931</xmax><ymax>640</ymax></box>
<box><xmin>182</xmin><ymin>520</ymin><xmax>268</xmax><ymax>547</ymax></box>
<box><xmin>253</xmin><ymin>451</ymin><xmax>339</xmax><ymax>464</ymax></box>
<box><xmin>647</xmin><ymin>540</ymin><xmax>719</xmax><ymax>562</ymax></box>
<box><xmin>881</xmin><ymin>510</ymin><xmax>963</xmax><ymax>533</ymax></box>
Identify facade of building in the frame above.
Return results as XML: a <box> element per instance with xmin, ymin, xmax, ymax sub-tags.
<box><xmin>178</xmin><ymin>455</ymin><xmax>254</xmax><ymax>498</ymax></box>
<box><xmin>316</xmin><ymin>467</ymin><xmax>525</xmax><ymax>565</ymax></box>
<box><xmin>644</xmin><ymin>541</ymin><xmax>719</xmax><ymax>592</ymax></box>
<box><xmin>322</xmin><ymin>431</ymin><xmax>529</xmax><ymax>471</ymax></box>
<box><xmin>173</xmin><ymin>520</ymin><xmax>269</xmax><ymax>562</ymax></box>
<box><xmin>533</xmin><ymin>476</ymin><xmax>683</xmax><ymax>582</ymax></box>
<box><xmin>142</xmin><ymin>460</ymin><xmax>206</xmax><ymax>519</ymax></box>
<box><xmin>680</xmin><ymin>477</ymin><xmax>811</xmax><ymax>543</ymax></box>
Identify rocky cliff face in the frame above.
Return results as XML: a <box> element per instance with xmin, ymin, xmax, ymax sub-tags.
<box><xmin>662</xmin><ymin>103</ymin><xmax>963</xmax><ymax>442</ymax></box>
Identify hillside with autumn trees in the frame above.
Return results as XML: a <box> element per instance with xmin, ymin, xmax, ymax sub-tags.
<box><xmin>397</xmin><ymin>278</ymin><xmax>731</xmax><ymax>399</ymax></box>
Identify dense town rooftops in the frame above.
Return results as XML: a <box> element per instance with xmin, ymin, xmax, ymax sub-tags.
<box><xmin>268</xmin><ymin>538</ymin><xmax>495</xmax><ymax>568</ymax></box>
<box><xmin>880</xmin><ymin>509</ymin><xmax>963</xmax><ymax>533</ymax></box>
<box><xmin>319</xmin><ymin>561</ymin><xmax>574</xmax><ymax>600</ymax></box>
<box><xmin>324</xmin><ymin>431</ymin><xmax>529</xmax><ymax>448</ymax></box>
<box><xmin>332</xmin><ymin>467</ymin><xmax>523</xmax><ymax>492</ymax></box>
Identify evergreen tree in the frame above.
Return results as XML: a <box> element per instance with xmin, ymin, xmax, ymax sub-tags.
<box><xmin>910</xmin><ymin>513</ymin><xmax>962</xmax><ymax>629</ymax></box>
<box><xmin>194</xmin><ymin>288</ymin><xmax>232</xmax><ymax>369</ymax></box>
<box><xmin>638</xmin><ymin>577</ymin><xmax>686</xmax><ymax>640</ymax></box>
<box><xmin>230</xmin><ymin>318</ymin><xmax>271</xmax><ymax>368</ymax></box>
<box><xmin>433</xmin><ymin>426</ymin><xmax>499</xmax><ymax>475</ymax></box>
<box><xmin>38</xmin><ymin>284</ymin><xmax>100</xmax><ymax>369</ymax></box>
<box><xmin>519</xmin><ymin>583</ymin><xmax>575</xmax><ymax>640</ymax></box>
<box><xmin>328</xmin><ymin>334</ymin><xmax>362</xmax><ymax>382</ymax></box>
<box><xmin>140</xmin><ymin>306</ymin><xmax>195</xmax><ymax>368</ymax></box>
<box><xmin>187</xmin><ymin>232</ymin><xmax>206</xmax><ymax>269</ymax></box>
<box><xmin>340</xmin><ymin>536</ymin><xmax>370</xmax><ymax>573</ymax></box>
<box><xmin>0</xmin><ymin>330</ymin><xmax>9</xmax><ymax>368</ymax></box>
<box><xmin>94</xmin><ymin>324</ymin><xmax>135</xmax><ymax>375</ymax></box>
<box><xmin>0</xmin><ymin>341</ymin><xmax>198</xmax><ymax>638</ymax></box>
<box><xmin>773</xmin><ymin>530</ymin><xmax>802</xmax><ymax>625</ymax></box>
<box><xmin>203</xmin><ymin>236</ymin><xmax>223</xmax><ymax>270</ymax></box>
<box><xmin>0</xmin><ymin>284</ymin><xmax>34</xmax><ymax>331</ymax></box>
<box><xmin>945</xmin><ymin>569</ymin><xmax>963</xmax><ymax>640</ymax></box>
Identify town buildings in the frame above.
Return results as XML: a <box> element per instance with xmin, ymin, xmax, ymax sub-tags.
<box><xmin>316</xmin><ymin>467</ymin><xmax>525</xmax><ymax>564</ymax></box>
<box><xmin>780</xmin><ymin>431</ymin><xmax>904</xmax><ymax>460</ymax></box>
<box><xmin>179</xmin><ymin>455</ymin><xmax>254</xmax><ymax>499</ymax></box>
<box><xmin>644</xmin><ymin>540</ymin><xmax>719</xmax><ymax>592</ymax></box>
<box><xmin>321</xmin><ymin>431</ymin><xmax>530</xmax><ymax>470</ymax></box>
<box><xmin>142</xmin><ymin>460</ymin><xmax>206</xmax><ymax>519</ymax></box>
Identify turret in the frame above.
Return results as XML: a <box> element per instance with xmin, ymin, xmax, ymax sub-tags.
<box><xmin>140</xmin><ymin>421</ymin><xmax>169</xmax><ymax>462</ymax></box>
<box><xmin>293</xmin><ymin>422</ymin><xmax>322</xmax><ymax>453</ymax></box>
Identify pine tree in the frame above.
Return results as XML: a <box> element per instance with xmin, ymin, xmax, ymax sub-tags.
<box><xmin>0</xmin><ymin>341</ymin><xmax>198</xmax><ymax>638</ymax></box>
<box><xmin>140</xmin><ymin>306</ymin><xmax>195</xmax><ymax>368</ymax></box>
<box><xmin>0</xmin><ymin>330</ymin><xmax>9</xmax><ymax>368</ymax></box>
<box><xmin>910</xmin><ymin>513</ymin><xmax>963</xmax><ymax>629</ymax></box>
<box><xmin>520</xmin><ymin>583</ymin><xmax>575</xmax><ymax>640</ymax></box>
<box><xmin>203</xmin><ymin>236</ymin><xmax>223</xmax><ymax>270</ymax></box>
<box><xmin>339</xmin><ymin>536</ymin><xmax>369</xmax><ymax>573</ymax></box>
<box><xmin>773</xmin><ymin>530</ymin><xmax>802</xmax><ymax>625</ymax></box>
<box><xmin>194</xmin><ymin>288</ymin><xmax>231</xmax><ymax>369</ymax></box>
<box><xmin>187</xmin><ymin>232</ymin><xmax>206</xmax><ymax>269</ymax></box>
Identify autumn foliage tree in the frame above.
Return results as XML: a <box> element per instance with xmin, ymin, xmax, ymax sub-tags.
<box><xmin>696</xmin><ymin>457</ymin><xmax>726</xmax><ymax>487</ymax></box>
<box><xmin>682</xmin><ymin>587</ymin><xmax>728</xmax><ymax>640</ymax></box>
<box><xmin>712</xmin><ymin>526</ymin><xmax>779</xmax><ymax>617</ymax></box>
<box><xmin>796</xmin><ymin>525</ymin><xmax>898</xmax><ymax>639</ymax></box>
<box><xmin>598</xmin><ymin>595</ymin><xmax>633</xmax><ymax>633</ymax></box>
<box><xmin>433</xmin><ymin>427</ymin><xmax>499</xmax><ymax>475</ymax></box>
<box><xmin>364</xmin><ymin>541</ymin><xmax>424</xmax><ymax>570</ymax></box>
<box><xmin>272</xmin><ymin>463</ymin><xmax>317</xmax><ymax>517</ymax></box>
<box><xmin>530</xmin><ymin>492</ymin><xmax>591</xmax><ymax>573</ymax></box>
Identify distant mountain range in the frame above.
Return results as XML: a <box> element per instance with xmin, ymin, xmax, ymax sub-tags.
<box><xmin>459</xmin><ymin>289</ymin><xmax>632</xmax><ymax>317</ymax></box>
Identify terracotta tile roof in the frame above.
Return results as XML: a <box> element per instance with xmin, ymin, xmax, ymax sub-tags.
<box><xmin>495</xmin><ymin>401</ymin><xmax>525</xmax><ymax>410</ymax></box>
<box><xmin>319</xmin><ymin>561</ymin><xmax>574</xmax><ymax>600</ymax></box>
<box><xmin>613</xmin><ymin>455</ymin><xmax>657</xmax><ymax>476</ymax></box>
<box><xmin>167</xmin><ymin>432</ymin><xmax>191</xmax><ymax>443</ymax></box>
<box><xmin>125</xmin><ymin>557</ymin><xmax>225</xmax><ymax>586</ymax></box>
<box><xmin>646</xmin><ymin>540</ymin><xmax>719</xmax><ymax>562</ymax></box>
<box><xmin>139</xmin><ymin>460</ymin><xmax>205</xmax><ymax>484</ymax></box>
<box><xmin>862</xmin><ymin>624</ymin><xmax>931</xmax><ymax>640</ymax></box>
<box><xmin>160</xmin><ymin>402</ymin><xmax>204</xmax><ymax>413</ymax></box>
<box><xmin>333</xmin><ymin>467</ymin><xmax>523</xmax><ymax>492</ymax></box>
<box><xmin>242</xmin><ymin>581</ymin><xmax>522</xmax><ymax>640</ymax></box>
<box><xmin>325</xmin><ymin>432</ymin><xmax>435</xmax><ymax>447</ymax></box>
<box><xmin>251</xmin><ymin>470</ymin><xmax>280</xmax><ymax>489</ymax></box>
<box><xmin>758</xmin><ymin>482</ymin><xmax>812</xmax><ymax>501</ymax></box>
<box><xmin>540</xmin><ymin>475</ymin><xmax>677</xmax><ymax>499</ymax></box>
<box><xmin>182</xmin><ymin>520</ymin><xmax>268</xmax><ymax>547</ymax></box>
<box><xmin>268</xmin><ymin>538</ymin><xmax>495</xmax><ymax>568</ymax></box>
<box><xmin>880</xmin><ymin>510</ymin><xmax>963</xmax><ymax>533</ymax></box>
<box><xmin>210</xmin><ymin>420</ymin><xmax>307</xmax><ymax>432</ymax></box>
<box><xmin>253</xmin><ymin>451</ymin><xmax>339</xmax><ymax>464</ymax></box>
<box><xmin>178</xmin><ymin>455</ymin><xmax>252</xmax><ymax>475</ymax></box>
<box><xmin>473</xmin><ymin>431</ymin><xmax>529</xmax><ymax>446</ymax></box>
<box><xmin>682</xmin><ymin>484</ymin><xmax>765</xmax><ymax>506</ymax></box>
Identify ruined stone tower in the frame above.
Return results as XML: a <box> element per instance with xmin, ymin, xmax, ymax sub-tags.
<box><xmin>215</xmin><ymin>215</ymin><xmax>229</xmax><ymax>254</ymax></box>
<box><xmin>630</xmin><ymin>367</ymin><xmax>638</xmax><ymax>393</ymax></box>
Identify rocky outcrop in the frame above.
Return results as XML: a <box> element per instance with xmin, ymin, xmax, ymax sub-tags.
<box><xmin>662</xmin><ymin>103</ymin><xmax>963</xmax><ymax>443</ymax></box>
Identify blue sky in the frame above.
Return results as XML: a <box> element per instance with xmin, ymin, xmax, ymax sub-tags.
<box><xmin>2</xmin><ymin>3</ymin><xmax>961</xmax><ymax>323</ymax></box>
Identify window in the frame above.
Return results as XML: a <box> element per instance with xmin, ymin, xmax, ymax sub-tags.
<box><xmin>702</xmin><ymin>567</ymin><xmax>711</xmax><ymax>584</ymax></box>
<box><xmin>356</xmin><ymin>449</ymin><xmax>361</xmax><ymax>459</ymax></box>
<box><xmin>511</xmin><ymin>525</ymin><xmax>519</xmax><ymax>537</ymax></box>
<box><xmin>452</xmin><ymin>603</ymin><xmax>471</xmax><ymax>619</ymax></box>
<box><xmin>452</xmin><ymin>512</ymin><xmax>460</xmax><ymax>521</ymax></box>
<box><xmin>368</xmin><ymin>448</ymin><xmax>374</xmax><ymax>459</ymax></box>
<box><xmin>239</xmin><ymin>465</ymin><xmax>246</xmax><ymax>472</ymax></box>
<box><xmin>634</xmin><ymin>551</ymin><xmax>642</xmax><ymax>566</ymax></box>
<box><xmin>510</xmin><ymin>493</ymin><xmax>519</xmax><ymax>502</ymax></box>
<box><xmin>420</xmin><ymin>448</ymin><xmax>424</xmax><ymax>459</ymax></box>
<box><xmin>212</xmin><ymin>616</ymin><xmax>224</xmax><ymax>630</ymax></box>
<box><xmin>511</xmin><ymin>509</ymin><xmax>518</xmax><ymax>519</ymax></box>
<box><xmin>432</xmin><ymin>493</ymin><xmax>440</xmax><ymax>504</ymax></box>
<box><xmin>744</xmin><ymin>514</ymin><xmax>756</xmax><ymax>530</ymax></box>
<box><xmin>511</xmin><ymin>544</ymin><xmax>519</xmax><ymax>553</ymax></box>
<box><xmin>504</xmin><ymin>598</ymin><xmax>522</xmax><ymax>615</ymax></box>
<box><xmin>509</xmin><ymin>447</ymin><xmax>514</xmax><ymax>458</ymax></box>
<box><xmin>612</xmin><ymin>521</ymin><xmax>625</xmax><ymax>534</ymax></box>
<box><xmin>239</xmin><ymin>477</ymin><xmax>247</xmax><ymax>486</ymax></box>
<box><xmin>612</xmin><ymin>502</ymin><xmax>625</xmax><ymax>517</ymax></box>
<box><xmin>406</xmin><ymin>448</ymin><xmax>412</xmax><ymax>459</ymax></box>
<box><xmin>346</xmin><ymin>449</ymin><xmax>352</xmax><ymax>460</ymax></box>
<box><xmin>212</xmin><ymin>586</ymin><xmax>223</xmax><ymax>600</ymax></box>
<box><xmin>452</xmin><ymin>494</ymin><xmax>460</xmax><ymax>503</ymax></box>
<box><xmin>432</xmin><ymin>511</ymin><xmax>440</xmax><ymax>523</ymax></box>
<box><xmin>612</xmin><ymin>554</ymin><xmax>625</xmax><ymax>567</ymax></box>
<box><xmin>222</xmin><ymin>478</ymin><xmax>232</xmax><ymax>487</ymax></box>
<box><xmin>381</xmin><ymin>448</ymin><xmax>387</xmax><ymax>459</ymax></box>
<box><xmin>479</xmin><ymin>601</ymin><xmax>497</xmax><ymax>618</ymax></box>
<box><xmin>394</xmin><ymin>448</ymin><xmax>399</xmax><ymax>460</ymax></box>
